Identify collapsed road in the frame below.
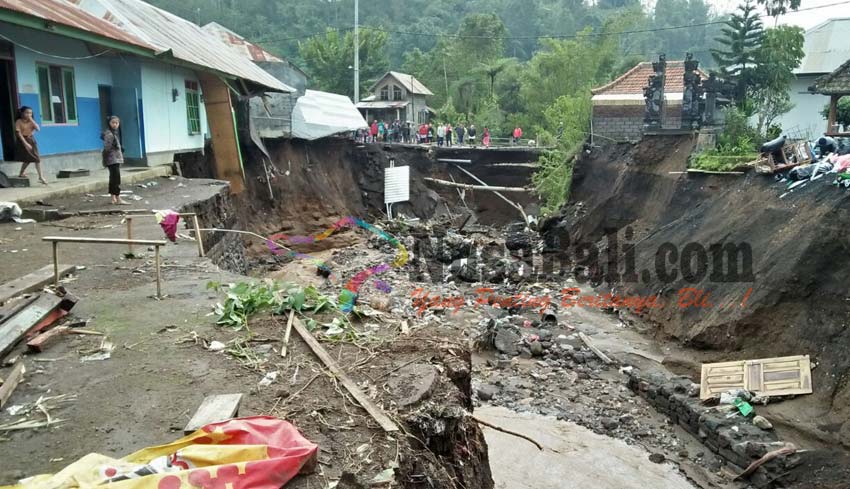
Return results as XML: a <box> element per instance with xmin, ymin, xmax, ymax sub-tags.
<box><xmin>0</xmin><ymin>138</ymin><xmax>848</xmax><ymax>489</ymax></box>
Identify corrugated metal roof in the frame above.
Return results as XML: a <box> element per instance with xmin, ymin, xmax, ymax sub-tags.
<box><xmin>69</xmin><ymin>0</ymin><xmax>293</xmax><ymax>92</ymax></box>
<box><xmin>370</xmin><ymin>72</ymin><xmax>433</xmax><ymax>96</ymax></box>
<box><xmin>291</xmin><ymin>89</ymin><xmax>367</xmax><ymax>140</ymax></box>
<box><xmin>356</xmin><ymin>100</ymin><xmax>409</xmax><ymax>109</ymax></box>
<box><xmin>796</xmin><ymin>18</ymin><xmax>850</xmax><ymax>75</ymax></box>
<box><xmin>0</xmin><ymin>0</ymin><xmax>154</xmax><ymax>50</ymax></box>
<box><xmin>202</xmin><ymin>22</ymin><xmax>283</xmax><ymax>64</ymax></box>
<box><xmin>591</xmin><ymin>61</ymin><xmax>708</xmax><ymax>96</ymax></box>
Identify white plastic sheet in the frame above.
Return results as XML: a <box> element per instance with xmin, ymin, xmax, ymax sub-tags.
<box><xmin>291</xmin><ymin>90</ymin><xmax>368</xmax><ymax>140</ymax></box>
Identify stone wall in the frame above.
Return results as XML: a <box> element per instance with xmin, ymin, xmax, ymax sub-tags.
<box><xmin>626</xmin><ymin>368</ymin><xmax>801</xmax><ymax>485</ymax></box>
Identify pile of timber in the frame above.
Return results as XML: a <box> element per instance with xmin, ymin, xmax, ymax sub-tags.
<box><xmin>0</xmin><ymin>264</ymin><xmax>78</xmax><ymax>408</ymax></box>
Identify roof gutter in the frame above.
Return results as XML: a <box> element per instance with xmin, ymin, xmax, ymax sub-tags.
<box><xmin>0</xmin><ymin>8</ymin><xmax>155</xmax><ymax>58</ymax></box>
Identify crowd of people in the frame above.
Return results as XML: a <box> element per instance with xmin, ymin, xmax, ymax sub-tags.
<box><xmin>357</xmin><ymin>119</ymin><xmax>525</xmax><ymax>148</ymax></box>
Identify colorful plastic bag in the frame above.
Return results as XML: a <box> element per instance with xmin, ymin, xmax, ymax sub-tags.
<box><xmin>3</xmin><ymin>416</ymin><xmax>317</xmax><ymax>489</ymax></box>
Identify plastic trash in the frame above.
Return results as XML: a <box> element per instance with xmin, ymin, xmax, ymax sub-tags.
<box><xmin>6</xmin><ymin>416</ymin><xmax>318</xmax><ymax>489</ymax></box>
<box><xmin>734</xmin><ymin>398</ymin><xmax>754</xmax><ymax>416</ymax></box>
<box><xmin>760</xmin><ymin>135</ymin><xmax>786</xmax><ymax>153</ymax></box>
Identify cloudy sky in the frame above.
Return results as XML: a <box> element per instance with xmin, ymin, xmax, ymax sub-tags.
<box><xmin>709</xmin><ymin>0</ymin><xmax>849</xmax><ymax>29</ymax></box>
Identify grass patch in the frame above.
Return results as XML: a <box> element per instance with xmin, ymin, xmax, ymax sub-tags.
<box><xmin>689</xmin><ymin>153</ymin><xmax>759</xmax><ymax>172</ymax></box>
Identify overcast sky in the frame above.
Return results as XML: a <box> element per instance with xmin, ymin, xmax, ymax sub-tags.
<box><xmin>708</xmin><ymin>0</ymin><xmax>849</xmax><ymax>29</ymax></box>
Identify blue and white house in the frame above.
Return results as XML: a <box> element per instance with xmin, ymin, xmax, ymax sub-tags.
<box><xmin>0</xmin><ymin>0</ymin><xmax>291</xmax><ymax>189</ymax></box>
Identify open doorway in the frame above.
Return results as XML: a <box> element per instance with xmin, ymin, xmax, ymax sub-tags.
<box><xmin>98</xmin><ymin>85</ymin><xmax>113</xmax><ymax>132</ymax></box>
<box><xmin>0</xmin><ymin>41</ymin><xmax>18</xmax><ymax>161</ymax></box>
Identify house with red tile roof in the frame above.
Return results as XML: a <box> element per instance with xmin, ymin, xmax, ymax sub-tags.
<box><xmin>591</xmin><ymin>60</ymin><xmax>707</xmax><ymax>142</ymax></box>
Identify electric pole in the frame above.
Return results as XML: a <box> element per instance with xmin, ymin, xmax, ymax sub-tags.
<box><xmin>353</xmin><ymin>0</ymin><xmax>360</xmax><ymax>102</ymax></box>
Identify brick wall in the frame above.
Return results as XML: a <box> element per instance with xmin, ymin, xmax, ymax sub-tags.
<box><xmin>593</xmin><ymin>102</ymin><xmax>687</xmax><ymax>141</ymax></box>
<box><xmin>592</xmin><ymin>105</ymin><xmax>644</xmax><ymax>142</ymax></box>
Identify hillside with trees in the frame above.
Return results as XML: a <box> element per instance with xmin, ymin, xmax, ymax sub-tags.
<box><xmin>149</xmin><ymin>0</ymin><xmax>806</xmax><ymax>212</ymax></box>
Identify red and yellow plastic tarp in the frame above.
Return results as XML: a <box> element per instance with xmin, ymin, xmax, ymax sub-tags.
<box><xmin>3</xmin><ymin>416</ymin><xmax>317</xmax><ymax>489</ymax></box>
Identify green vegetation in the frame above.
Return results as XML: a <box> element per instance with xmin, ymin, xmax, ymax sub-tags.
<box><xmin>299</xmin><ymin>28</ymin><xmax>389</xmax><ymax>98</ymax></box>
<box><xmin>690</xmin><ymin>107</ymin><xmax>759</xmax><ymax>171</ymax></box>
<box><xmin>209</xmin><ymin>280</ymin><xmax>334</xmax><ymax>330</ymax></box>
<box><xmin>146</xmin><ymin>0</ymin><xmax>804</xmax><ymax>209</ymax></box>
<box><xmin>821</xmin><ymin>96</ymin><xmax>850</xmax><ymax>132</ymax></box>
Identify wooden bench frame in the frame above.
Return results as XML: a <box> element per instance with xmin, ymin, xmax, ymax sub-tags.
<box><xmin>42</xmin><ymin>237</ymin><xmax>168</xmax><ymax>298</ymax></box>
<box><xmin>122</xmin><ymin>212</ymin><xmax>205</xmax><ymax>258</ymax></box>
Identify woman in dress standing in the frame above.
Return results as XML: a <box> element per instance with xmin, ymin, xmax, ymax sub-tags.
<box><xmin>15</xmin><ymin>106</ymin><xmax>46</xmax><ymax>185</ymax></box>
<box><xmin>102</xmin><ymin>116</ymin><xmax>128</xmax><ymax>205</ymax></box>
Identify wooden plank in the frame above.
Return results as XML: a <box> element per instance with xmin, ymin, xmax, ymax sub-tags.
<box><xmin>42</xmin><ymin>237</ymin><xmax>167</xmax><ymax>246</ymax></box>
<box><xmin>27</xmin><ymin>326</ymin><xmax>69</xmax><ymax>352</ymax></box>
<box><xmin>423</xmin><ymin>177</ymin><xmax>532</xmax><ymax>192</ymax></box>
<box><xmin>184</xmin><ymin>393</ymin><xmax>243</xmax><ymax>434</ymax></box>
<box><xmin>0</xmin><ymin>295</ymin><xmax>62</xmax><ymax>359</ymax></box>
<box><xmin>700</xmin><ymin>355</ymin><xmax>812</xmax><ymax>399</ymax></box>
<box><xmin>578</xmin><ymin>332</ymin><xmax>612</xmax><ymax>364</ymax></box>
<box><xmin>0</xmin><ymin>294</ymin><xmax>40</xmax><ymax>325</ymax></box>
<box><xmin>280</xmin><ymin>310</ymin><xmax>294</xmax><ymax>358</ymax></box>
<box><xmin>0</xmin><ymin>361</ymin><xmax>25</xmax><ymax>408</ymax></box>
<box><xmin>701</xmin><ymin>360</ymin><xmax>746</xmax><ymax>399</ymax></box>
<box><xmin>0</xmin><ymin>265</ymin><xmax>74</xmax><ymax>305</ymax></box>
<box><xmin>291</xmin><ymin>317</ymin><xmax>399</xmax><ymax>432</ymax></box>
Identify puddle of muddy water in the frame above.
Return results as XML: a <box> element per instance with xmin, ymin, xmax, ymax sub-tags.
<box><xmin>477</xmin><ymin>406</ymin><xmax>696</xmax><ymax>489</ymax></box>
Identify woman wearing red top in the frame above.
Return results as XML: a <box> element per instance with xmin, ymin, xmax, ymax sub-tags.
<box><xmin>418</xmin><ymin>123</ymin><xmax>428</xmax><ymax>144</ymax></box>
<box><xmin>370</xmin><ymin>120</ymin><xmax>378</xmax><ymax>142</ymax></box>
<box><xmin>482</xmin><ymin>127</ymin><xmax>491</xmax><ymax>148</ymax></box>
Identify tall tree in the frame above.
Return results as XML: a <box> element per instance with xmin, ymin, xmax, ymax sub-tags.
<box><xmin>750</xmin><ymin>25</ymin><xmax>804</xmax><ymax>134</ymax></box>
<box><xmin>299</xmin><ymin>28</ymin><xmax>389</xmax><ymax>98</ymax></box>
<box><xmin>711</xmin><ymin>0</ymin><xmax>764</xmax><ymax>105</ymax></box>
<box><xmin>756</xmin><ymin>0</ymin><xmax>801</xmax><ymax>18</ymax></box>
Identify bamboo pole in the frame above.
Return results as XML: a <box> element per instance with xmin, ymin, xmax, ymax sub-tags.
<box><xmin>126</xmin><ymin>217</ymin><xmax>134</xmax><ymax>256</ymax></box>
<box><xmin>154</xmin><ymin>245</ymin><xmax>162</xmax><ymax>299</ymax></box>
<box><xmin>451</xmin><ymin>164</ymin><xmax>529</xmax><ymax>225</ymax></box>
<box><xmin>52</xmin><ymin>242</ymin><xmax>59</xmax><ymax>287</ymax></box>
<box><xmin>424</xmin><ymin>177</ymin><xmax>531</xmax><ymax>192</ymax></box>
<box><xmin>192</xmin><ymin>215</ymin><xmax>205</xmax><ymax>257</ymax></box>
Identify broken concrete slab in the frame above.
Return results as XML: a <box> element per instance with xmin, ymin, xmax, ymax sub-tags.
<box><xmin>388</xmin><ymin>363</ymin><xmax>438</xmax><ymax>407</ymax></box>
<box><xmin>184</xmin><ymin>393</ymin><xmax>243</xmax><ymax>434</ymax></box>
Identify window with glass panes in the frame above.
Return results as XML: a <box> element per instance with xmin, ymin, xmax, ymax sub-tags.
<box><xmin>36</xmin><ymin>64</ymin><xmax>77</xmax><ymax>124</ymax></box>
<box><xmin>185</xmin><ymin>80</ymin><xmax>201</xmax><ymax>135</ymax></box>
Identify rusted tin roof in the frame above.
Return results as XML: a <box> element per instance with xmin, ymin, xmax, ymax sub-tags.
<box><xmin>202</xmin><ymin>22</ymin><xmax>283</xmax><ymax>64</ymax></box>
<box><xmin>0</xmin><ymin>0</ymin><xmax>154</xmax><ymax>50</ymax></box>
<box><xmin>71</xmin><ymin>0</ymin><xmax>293</xmax><ymax>92</ymax></box>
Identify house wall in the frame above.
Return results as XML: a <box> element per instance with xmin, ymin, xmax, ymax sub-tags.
<box><xmin>374</xmin><ymin>78</ymin><xmax>408</xmax><ymax>102</ymax></box>
<box><xmin>140</xmin><ymin>61</ymin><xmax>208</xmax><ymax>163</ymax></box>
<box><xmin>0</xmin><ymin>23</ymin><xmax>110</xmax><ymax>163</ymax></box>
<box><xmin>411</xmin><ymin>94</ymin><xmax>429</xmax><ymax>124</ymax></box>
<box><xmin>258</xmin><ymin>61</ymin><xmax>307</xmax><ymax>97</ymax></box>
<box><xmin>0</xmin><ymin>22</ymin><xmax>213</xmax><ymax>176</ymax></box>
<box><xmin>592</xmin><ymin>100</ymin><xmax>684</xmax><ymax>142</ymax></box>
<box><xmin>776</xmin><ymin>75</ymin><xmax>831</xmax><ymax>138</ymax></box>
<box><xmin>592</xmin><ymin>104</ymin><xmax>644</xmax><ymax>142</ymax></box>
